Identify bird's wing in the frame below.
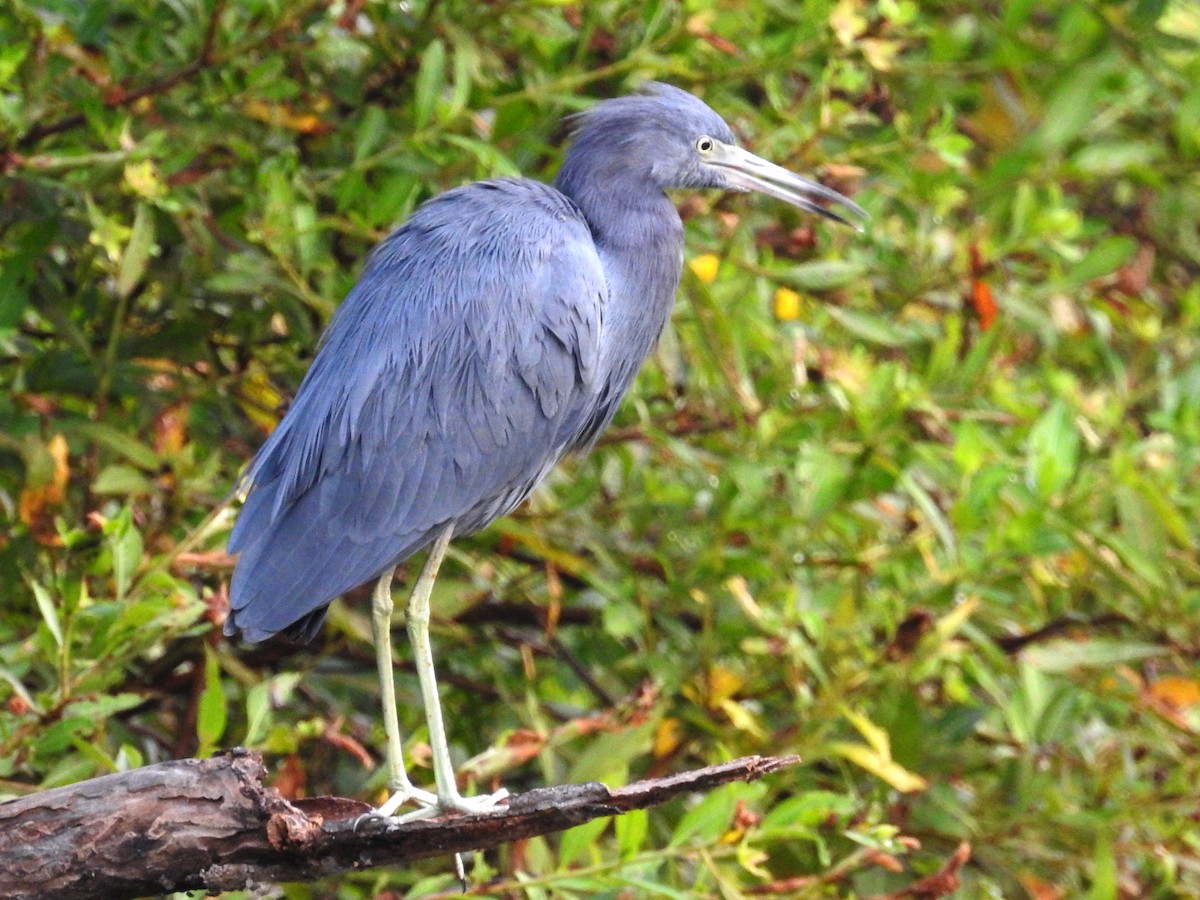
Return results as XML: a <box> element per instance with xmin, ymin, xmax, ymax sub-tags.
<box><xmin>227</xmin><ymin>179</ymin><xmax>605</xmax><ymax>641</ymax></box>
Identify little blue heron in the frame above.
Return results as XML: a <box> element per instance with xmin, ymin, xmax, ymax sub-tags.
<box><xmin>225</xmin><ymin>82</ymin><xmax>866</xmax><ymax>823</ymax></box>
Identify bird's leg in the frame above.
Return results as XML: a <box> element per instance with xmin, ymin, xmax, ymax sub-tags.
<box><xmin>370</xmin><ymin>566</ymin><xmax>438</xmax><ymax>816</ymax></box>
<box><xmin>393</xmin><ymin>523</ymin><xmax>508</xmax><ymax>819</ymax></box>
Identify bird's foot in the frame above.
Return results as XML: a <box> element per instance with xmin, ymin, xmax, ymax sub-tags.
<box><xmin>374</xmin><ymin>782</ymin><xmax>440</xmax><ymax>818</ymax></box>
<box><xmin>386</xmin><ymin>786</ymin><xmax>510</xmax><ymax>825</ymax></box>
<box><xmin>438</xmin><ymin>786</ymin><xmax>511</xmax><ymax>817</ymax></box>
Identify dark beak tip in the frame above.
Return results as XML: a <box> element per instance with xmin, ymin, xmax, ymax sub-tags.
<box><xmin>839</xmin><ymin>202</ymin><xmax>871</xmax><ymax>232</ymax></box>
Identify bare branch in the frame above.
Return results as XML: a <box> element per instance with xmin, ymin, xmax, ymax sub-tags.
<box><xmin>0</xmin><ymin>748</ymin><xmax>798</xmax><ymax>900</ymax></box>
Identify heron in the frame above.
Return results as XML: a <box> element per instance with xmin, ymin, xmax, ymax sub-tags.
<box><xmin>225</xmin><ymin>82</ymin><xmax>866</xmax><ymax>824</ymax></box>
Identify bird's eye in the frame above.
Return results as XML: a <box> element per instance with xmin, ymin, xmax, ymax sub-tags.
<box><xmin>696</xmin><ymin>136</ymin><xmax>715</xmax><ymax>154</ymax></box>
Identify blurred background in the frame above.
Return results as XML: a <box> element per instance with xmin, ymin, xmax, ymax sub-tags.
<box><xmin>2</xmin><ymin>0</ymin><xmax>1199</xmax><ymax>896</ymax></box>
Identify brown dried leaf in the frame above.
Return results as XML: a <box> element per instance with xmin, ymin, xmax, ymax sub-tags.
<box><xmin>19</xmin><ymin>434</ymin><xmax>70</xmax><ymax>545</ymax></box>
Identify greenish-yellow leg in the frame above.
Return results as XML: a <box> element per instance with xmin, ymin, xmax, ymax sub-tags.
<box><xmin>372</xmin><ymin>567</ymin><xmax>437</xmax><ymax>817</ymax></box>
<box><xmin>373</xmin><ymin>524</ymin><xmax>508</xmax><ymax>823</ymax></box>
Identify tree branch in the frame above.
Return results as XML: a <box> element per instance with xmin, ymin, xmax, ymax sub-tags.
<box><xmin>0</xmin><ymin>748</ymin><xmax>798</xmax><ymax>900</ymax></box>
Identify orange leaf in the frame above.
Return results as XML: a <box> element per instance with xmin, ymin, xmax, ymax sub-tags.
<box><xmin>154</xmin><ymin>401</ymin><xmax>190</xmax><ymax>455</ymax></box>
<box><xmin>1149</xmin><ymin>676</ymin><xmax>1200</xmax><ymax>710</ymax></box>
<box><xmin>1018</xmin><ymin>873</ymin><xmax>1065</xmax><ymax>900</ymax></box>
<box><xmin>972</xmin><ymin>279</ymin><xmax>998</xmax><ymax>330</ymax></box>
<box><xmin>241</xmin><ymin>99</ymin><xmax>331</xmax><ymax>135</ymax></box>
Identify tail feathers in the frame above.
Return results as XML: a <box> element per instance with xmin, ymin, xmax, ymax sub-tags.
<box><xmin>225</xmin><ymin>485</ymin><xmax>431</xmax><ymax>642</ymax></box>
<box><xmin>222</xmin><ymin>605</ymin><xmax>329</xmax><ymax>644</ymax></box>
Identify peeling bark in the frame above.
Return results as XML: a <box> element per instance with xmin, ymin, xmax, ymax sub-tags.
<box><xmin>0</xmin><ymin>748</ymin><xmax>798</xmax><ymax>900</ymax></box>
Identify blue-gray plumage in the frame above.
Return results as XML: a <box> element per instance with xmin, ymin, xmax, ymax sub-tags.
<box><xmin>225</xmin><ymin>82</ymin><xmax>865</xmax><ymax>823</ymax></box>
<box><xmin>227</xmin><ymin>179</ymin><xmax>607</xmax><ymax>642</ymax></box>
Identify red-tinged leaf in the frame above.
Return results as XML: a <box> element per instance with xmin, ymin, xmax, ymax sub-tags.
<box><xmin>702</xmin><ymin>33</ymin><xmax>739</xmax><ymax>55</ymax></box>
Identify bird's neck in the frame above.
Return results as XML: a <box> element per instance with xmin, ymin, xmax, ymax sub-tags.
<box><xmin>554</xmin><ymin>169</ymin><xmax>685</xmax><ymax>382</ymax></box>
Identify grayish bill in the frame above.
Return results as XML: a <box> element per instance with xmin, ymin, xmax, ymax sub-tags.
<box><xmin>708</xmin><ymin>142</ymin><xmax>869</xmax><ymax>231</ymax></box>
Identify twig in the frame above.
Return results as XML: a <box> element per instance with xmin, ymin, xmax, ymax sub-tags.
<box><xmin>870</xmin><ymin>842</ymin><xmax>971</xmax><ymax>900</ymax></box>
<box><xmin>992</xmin><ymin>612</ymin><xmax>1130</xmax><ymax>654</ymax></box>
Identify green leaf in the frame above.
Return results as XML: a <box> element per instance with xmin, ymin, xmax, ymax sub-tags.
<box><xmin>108</xmin><ymin>510</ymin><xmax>143</xmax><ymax>601</ymax></box>
<box><xmin>244</xmin><ymin>680</ymin><xmax>272</xmax><ymax>747</ymax></box>
<box><xmin>1025</xmin><ymin>401</ymin><xmax>1080</xmax><ymax>498</ymax></box>
<box><xmin>196</xmin><ymin>648</ymin><xmax>228</xmax><ymax>756</ymax></box>
<box><xmin>1090</xmin><ymin>830</ymin><xmax>1118</xmax><ymax>900</ymax></box>
<box><xmin>116</xmin><ymin>203</ymin><xmax>156</xmax><ymax>299</ymax></box>
<box><xmin>70</xmin><ymin>423</ymin><xmax>160</xmax><ymax>469</ymax></box>
<box><xmin>66</xmin><ymin>693</ymin><xmax>146</xmax><ymax>720</ymax></box>
<box><xmin>760</xmin><ymin>790</ymin><xmax>857</xmax><ymax>831</ymax></box>
<box><xmin>1066</xmin><ymin>235</ymin><xmax>1137</xmax><ymax>285</ymax></box>
<box><xmin>615</xmin><ymin>807</ymin><xmax>648</xmax><ymax>859</ymax></box>
<box><xmin>559</xmin><ymin>816</ymin><xmax>609</xmax><ymax>867</ymax></box>
<box><xmin>564</xmin><ymin>718</ymin><xmax>656</xmax><ymax>785</ymax></box>
<box><xmin>244</xmin><ymin>673</ymin><xmax>300</xmax><ymax>747</ymax></box>
<box><xmin>669</xmin><ymin>783</ymin><xmax>743</xmax><ymax>847</ymax></box>
<box><xmin>1038</xmin><ymin>59</ymin><xmax>1111</xmax><ymax>150</ymax></box>
<box><xmin>93</xmin><ymin>464</ymin><xmax>154</xmax><ymax>496</ymax></box>
<box><xmin>353</xmin><ymin>104</ymin><xmax>389</xmax><ymax>162</ymax></box>
<box><xmin>1021</xmin><ymin>639</ymin><xmax>1166</xmax><ymax>673</ymax></box>
<box><xmin>783</xmin><ymin>259</ymin><xmax>866</xmax><ymax>291</ymax></box>
<box><xmin>31</xmin><ymin>582</ymin><xmax>63</xmax><ymax>648</ymax></box>
<box><xmin>826</xmin><ymin>305</ymin><xmax>925</xmax><ymax>346</ymax></box>
<box><xmin>413</xmin><ymin>40</ymin><xmax>445</xmax><ymax>130</ymax></box>
<box><xmin>613</xmin><ymin>877</ymin><xmax>696</xmax><ymax>899</ymax></box>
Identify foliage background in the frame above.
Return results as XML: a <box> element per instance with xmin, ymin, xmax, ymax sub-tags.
<box><xmin>2</xmin><ymin>0</ymin><xmax>1199</xmax><ymax>896</ymax></box>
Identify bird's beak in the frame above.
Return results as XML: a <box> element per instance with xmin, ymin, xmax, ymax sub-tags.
<box><xmin>707</xmin><ymin>141</ymin><xmax>868</xmax><ymax>230</ymax></box>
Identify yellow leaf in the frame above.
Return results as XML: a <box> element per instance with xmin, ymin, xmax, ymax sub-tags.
<box><xmin>236</xmin><ymin>366</ymin><xmax>285</xmax><ymax>434</ymax></box>
<box><xmin>685</xmin><ymin>10</ymin><xmax>716</xmax><ymax>34</ymax></box>
<box><xmin>725</xmin><ymin>576</ymin><xmax>763</xmax><ymax>620</ymax></box>
<box><xmin>831</xmin><ymin>707</ymin><xmax>929</xmax><ymax>792</ymax></box>
<box><xmin>825</xmin><ymin>347</ymin><xmax>872</xmax><ymax>395</ymax></box>
<box><xmin>735</xmin><ymin>842</ymin><xmax>771</xmax><ymax>878</ymax></box>
<box><xmin>706</xmin><ymin>665</ymin><xmax>743</xmax><ymax>708</ymax></box>
<box><xmin>842</xmin><ymin>705</ymin><xmax>890</xmax><ymax>757</ymax></box>
<box><xmin>653</xmin><ymin>717</ymin><xmax>684</xmax><ymax>758</ymax></box>
<box><xmin>830</xmin><ymin>0</ymin><xmax>868</xmax><ymax>46</ymax></box>
<box><xmin>86</xmin><ymin>198</ymin><xmax>132</xmax><ymax>262</ymax></box>
<box><xmin>860</xmin><ymin>38</ymin><xmax>901</xmax><ymax>72</ymax></box>
<box><xmin>966</xmin><ymin>76</ymin><xmax>1029</xmax><ymax>151</ymax></box>
<box><xmin>688</xmin><ymin>254</ymin><xmax>720</xmax><ymax>284</ymax></box>
<box><xmin>934</xmin><ymin>594</ymin><xmax>979</xmax><ymax>642</ymax></box>
<box><xmin>773</xmin><ymin>287</ymin><xmax>802</xmax><ymax>321</ymax></box>
<box><xmin>827</xmin><ymin>741</ymin><xmax>928</xmax><ymax>793</ymax></box>
<box><xmin>123</xmin><ymin>160</ymin><xmax>165</xmax><ymax>200</ymax></box>
<box><xmin>720</xmin><ymin>698</ymin><xmax>765</xmax><ymax>738</ymax></box>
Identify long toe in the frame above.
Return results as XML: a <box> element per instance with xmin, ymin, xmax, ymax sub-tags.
<box><xmin>439</xmin><ymin>786</ymin><xmax>510</xmax><ymax>817</ymax></box>
<box><xmin>376</xmin><ymin>783</ymin><xmax>440</xmax><ymax>818</ymax></box>
<box><xmin>377</xmin><ymin>787</ymin><xmax>511</xmax><ymax>825</ymax></box>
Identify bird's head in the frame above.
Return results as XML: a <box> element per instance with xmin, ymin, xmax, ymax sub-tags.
<box><xmin>560</xmin><ymin>82</ymin><xmax>867</xmax><ymax>229</ymax></box>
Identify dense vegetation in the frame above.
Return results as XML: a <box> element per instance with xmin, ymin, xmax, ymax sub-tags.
<box><xmin>2</xmin><ymin>0</ymin><xmax>1199</xmax><ymax>896</ymax></box>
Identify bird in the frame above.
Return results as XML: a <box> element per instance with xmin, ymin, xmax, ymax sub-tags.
<box><xmin>224</xmin><ymin>82</ymin><xmax>867</xmax><ymax>823</ymax></box>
